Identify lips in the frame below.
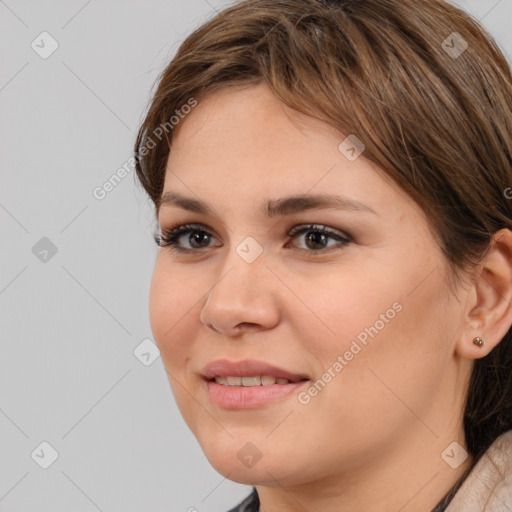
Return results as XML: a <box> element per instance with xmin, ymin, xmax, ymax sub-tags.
<box><xmin>202</xmin><ymin>359</ymin><xmax>310</xmax><ymax>409</ymax></box>
<box><xmin>201</xmin><ymin>359</ymin><xmax>309</xmax><ymax>383</ymax></box>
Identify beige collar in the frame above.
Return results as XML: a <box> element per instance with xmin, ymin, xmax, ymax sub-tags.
<box><xmin>446</xmin><ymin>429</ymin><xmax>512</xmax><ymax>511</ymax></box>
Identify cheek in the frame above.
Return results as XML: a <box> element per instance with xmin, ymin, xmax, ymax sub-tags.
<box><xmin>321</xmin><ymin>269</ymin><xmax>451</xmax><ymax>419</ymax></box>
<box><xmin>295</xmin><ymin>261</ymin><xmax>445</xmax><ymax>399</ymax></box>
<box><xmin>148</xmin><ymin>259</ymin><xmax>198</xmax><ymax>365</ymax></box>
<box><xmin>293</xmin><ymin>269</ymin><xmax>404</xmax><ymax>361</ymax></box>
<box><xmin>148</xmin><ymin>262</ymin><xmax>202</xmax><ymax>428</ymax></box>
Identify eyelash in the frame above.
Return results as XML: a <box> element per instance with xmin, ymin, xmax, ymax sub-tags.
<box><xmin>154</xmin><ymin>223</ymin><xmax>352</xmax><ymax>254</ymax></box>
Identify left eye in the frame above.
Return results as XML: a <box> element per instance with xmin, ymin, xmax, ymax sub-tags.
<box><xmin>155</xmin><ymin>223</ymin><xmax>351</xmax><ymax>253</ymax></box>
<box><xmin>287</xmin><ymin>224</ymin><xmax>351</xmax><ymax>252</ymax></box>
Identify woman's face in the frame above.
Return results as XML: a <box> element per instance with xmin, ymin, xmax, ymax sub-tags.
<box><xmin>149</xmin><ymin>83</ymin><xmax>471</xmax><ymax>487</ymax></box>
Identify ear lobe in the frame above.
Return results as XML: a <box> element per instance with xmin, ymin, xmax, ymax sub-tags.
<box><xmin>456</xmin><ymin>228</ymin><xmax>512</xmax><ymax>359</ymax></box>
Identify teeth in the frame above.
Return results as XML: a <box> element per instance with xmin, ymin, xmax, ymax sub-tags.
<box><xmin>226</xmin><ymin>376</ymin><xmax>242</xmax><ymax>386</ymax></box>
<box><xmin>242</xmin><ymin>376</ymin><xmax>261</xmax><ymax>386</ymax></box>
<box><xmin>213</xmin><ymin>375</ymin><xmax>290</xmax><ymax>386</ymax></box>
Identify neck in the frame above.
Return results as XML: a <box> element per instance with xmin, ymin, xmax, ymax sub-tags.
<box><xmin>256</xmin><ymin>424</ymin><xmax>474</xmax><ymax>512</ymax></box>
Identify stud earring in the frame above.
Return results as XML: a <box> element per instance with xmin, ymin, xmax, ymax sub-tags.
<box><xmin>473</xmin><ymin>337</ymin><xmax>485</xmax><ymax>347</ymax></box>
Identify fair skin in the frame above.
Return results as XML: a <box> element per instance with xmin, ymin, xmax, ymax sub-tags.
<box><xmin>149</xmin><ymin>82</ymin><xmax>512</xmax><ymax>512</ymax></box>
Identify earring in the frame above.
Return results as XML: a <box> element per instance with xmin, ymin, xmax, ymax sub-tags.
<box><xmin>473</xmin><ymin>337</ymin><xmax>485</xmax><ymax>347</ymax></box>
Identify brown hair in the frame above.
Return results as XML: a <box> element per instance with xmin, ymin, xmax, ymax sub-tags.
<box><xmin>134</xmin><ymin>0</ymin><xmax>512</xmax><ymax>506</ymax></box>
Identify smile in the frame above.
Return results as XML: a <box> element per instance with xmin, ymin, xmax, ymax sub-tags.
<box><xmin>213</xmin><ymin>375</ymin><xmax>293</xmax><ymax>386</ymax></box>
<box><xmin>205</xmin><ymin>378</ymin><xmax>309</xmax><ymax>408</ymax></box>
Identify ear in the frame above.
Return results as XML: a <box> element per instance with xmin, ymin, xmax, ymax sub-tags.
<box><xmin>456</xmin><ymin>228</ymin><xmax>512</xmax><ymax>359</ymax></box>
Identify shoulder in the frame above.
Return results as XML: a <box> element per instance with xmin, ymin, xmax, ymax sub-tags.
<box><xmin>446</xmin><ymin>429</ymin><xmax>512</xmax><ymax>511</ymax></box>
<box><xmin>226</xmin><ymin>487</ymin><xmax>259</xmax><ymax>512</ymax></box>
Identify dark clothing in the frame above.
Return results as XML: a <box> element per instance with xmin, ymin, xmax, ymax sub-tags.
<box><xmin>227</xmin><ymin>488</ymin><xmax>259</xmax><ymax>512</ymax></box>
<box><xmin>227</xmin><ymin>485</ymin><xmax>452</xmax><ymax>512</ymax></box>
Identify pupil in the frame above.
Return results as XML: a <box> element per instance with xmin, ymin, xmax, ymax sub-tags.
<box><xmin>191</xmin><ymin>232</ymin><xmax>208</xmax><ymax>248</ymax></box>
<box><xmin>307</xmin><ymin>232</ymin><xmax>326</xmax><ymax>249</ymax></box>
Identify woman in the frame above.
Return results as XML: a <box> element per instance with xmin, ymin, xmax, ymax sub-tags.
<box><xmin>133</xmin><ymin>0</ymin><xmax>512</xmax><ymax>510</ymax></box>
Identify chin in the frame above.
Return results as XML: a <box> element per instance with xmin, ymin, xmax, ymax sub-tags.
<box><xmin>200</xmin><ymin>436</ymin><xmax>315</xmax><ymax>488</ymax></box>
<box><xmin>205</xmin><ymin>454</ymin><xmax>283</xmax><ymax>486</ymax></box>
<box><xmin>197</xmin><ymin>435</ymin><xmax>275</xmax><ymax>481</ymax></box>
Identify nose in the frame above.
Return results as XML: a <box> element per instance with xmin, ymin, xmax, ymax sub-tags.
<box><xmin>199</xmin><ymin>244</ymin><xmax>280</xmax><ymax>337</ymax></box>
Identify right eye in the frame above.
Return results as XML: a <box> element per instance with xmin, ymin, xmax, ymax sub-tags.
<box><xmin>155</xmin><ymin>223</ymin><xmax>220</xmax><ymax>252</ymax></box>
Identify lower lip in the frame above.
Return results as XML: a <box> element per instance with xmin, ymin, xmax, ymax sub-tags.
<box><xmin>205</xmin><ymin>379</ymin><xmax>309</xmax><ymax>409</ymax></box>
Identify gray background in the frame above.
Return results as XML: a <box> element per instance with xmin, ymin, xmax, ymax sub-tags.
<box><xmin>0</xmin><ymin>1</ymin><xmax>511</xmax><ymax>511</ymax></box>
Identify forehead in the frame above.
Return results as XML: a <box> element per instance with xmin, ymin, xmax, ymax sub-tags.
<box><xmin>162</xmin><ymin>83</ymin><xmax>416</xmax><ymax>224</ymax></box>
<box><xmin>169</xmin><ymin>83</ymin><xmax>343</xmax><ymax>160</ymax></box>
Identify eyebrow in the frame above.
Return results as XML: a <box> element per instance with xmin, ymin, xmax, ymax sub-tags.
<box><xmin>159</xmin><ymin>191</ymin><xmax>378</xmax><ymax>217</ymax></box>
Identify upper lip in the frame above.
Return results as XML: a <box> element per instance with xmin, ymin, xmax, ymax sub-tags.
<box><xmin>201</xmin><ymin>359</ymin><xmax>310</xmax><ymax>383</ymax></box>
